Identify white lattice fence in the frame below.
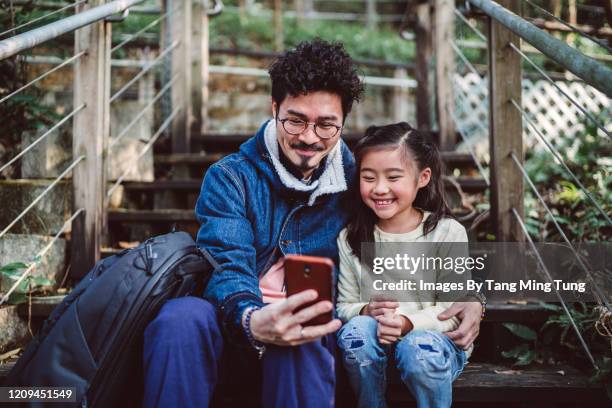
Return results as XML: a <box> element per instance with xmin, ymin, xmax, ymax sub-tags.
<box><xmin>452</xmin><ymin>72</ymin><xmax>610</xmax><ymax>162</ymax></box>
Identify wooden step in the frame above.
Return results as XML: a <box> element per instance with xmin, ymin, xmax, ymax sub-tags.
<box><xmin>108</xmin><ymin>208</ymin><xmax>196</xmax><ymax>222</ymax></box>
<box><xmin>13</xmin><ymin>296</ymin><xmax>552</xmax><ymax>326</ymax></box>
<box><xmin>155</xmin><ymin>152</ymin><xmax>227</xmax><ymax>166</ymax></box>
<box><xmin>192</xmin><ymin>132</ymin><xmax>484</xmax><ymax>169</ymax></box>
<box><xmin>1</xmin><ymin>360</ymin><xmax>605</xmax><ymax>405</ymax></box>
<box><xmin>122</xmin><ymin>177</ymin><xmax>488</xmax><ymax>194</ymax></box>
<box><xmin>155</xmin><ymin>151</ymin><xmax>477</xmax><ymax>168</ymax></box>
<box><xmin>108</xmin><ymin>207</ymin><xmax>481</xmax><ymax>225</ymax></box>
<box><xmin>388</xmin><ymin>363</ymin><xmax>608</xmax><ymax>404</ymax></box>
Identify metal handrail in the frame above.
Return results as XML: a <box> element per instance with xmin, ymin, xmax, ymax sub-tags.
<box><xmin>507</xmin><ymin>42</ymin><xmax>610</xmax><ymax>139</ymax></box>
<box><xmin>467</xmin><ymin>0</ymin><xmax>612</xmax><ymax>97</ymax></box>
<box><xmin>521</xmin><ymin>0</ymin><xmax>612</xmax><ymax>53</ymax></box>
<box><xmin>0</xmin><ymin>0</ymin><xmax>88</xmax><ymax>39</ymax></box>
<box><xmin>0</xmin><ymin>0</ymin><xmax>146</xmax><ymax>60</ymax></box>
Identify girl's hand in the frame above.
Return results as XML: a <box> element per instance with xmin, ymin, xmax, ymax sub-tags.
<box><xmin>376</xmin><ymin>312</ymin><xmax>414</xmax><ymax>344</ymax></box>
<box><xmin>361</xmin><ymin>300</ymin><xmax>400</xmax><ymax>318</ymax></box>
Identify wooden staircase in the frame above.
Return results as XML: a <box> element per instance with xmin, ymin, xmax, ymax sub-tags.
<box><xmin>1</xmin><ymin>134</ymin><xmax>607</xmax><ymax>405</ymax></box>
<box><xmin>100</xmin><ymin>132</ymin><xmax>607</xmax><ymax>405</ymax></box>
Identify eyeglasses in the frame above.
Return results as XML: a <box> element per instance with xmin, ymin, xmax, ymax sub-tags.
<box><xmin>277</xmin><ymin>117</ymin><xmax>342</xmax><ymax>140</ymax></box>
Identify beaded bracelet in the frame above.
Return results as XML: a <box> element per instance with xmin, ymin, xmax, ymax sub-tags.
<box><xmin>242</xmin><ymin>306</ymin><xmax>266</xmax><ymax>359</ymax></box>
<box><xmin>466</xmin><ymin>291</ymin><xmax>487</xmax><ymax>320</ymax></box>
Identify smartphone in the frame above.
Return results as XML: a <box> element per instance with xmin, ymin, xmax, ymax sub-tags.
<box><xmin>284</xmin><ymin>254</ymin><xmax>334</xmax><ymax>326</ymax></box>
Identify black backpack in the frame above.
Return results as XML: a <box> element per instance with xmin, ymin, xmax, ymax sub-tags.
<box><xmin>5</xmin><ymin>231</ymin><xmax>217</xmax><ymax>407</ymax></box>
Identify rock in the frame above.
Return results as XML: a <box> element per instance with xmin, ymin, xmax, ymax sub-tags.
<box><xmin>0</xmin><ymin>180</ymin><xmax>71</xmax><ymax>234</ymax></box>
<box><xmin>0</xmin><ymin>233</ymin><xmax>66</xmax><ymax>285</ymax></box>
<box><xmin>21</xmin><ymin>91</ymin><xmax>73</xmax><ymax>179</ymax></box>
<box><xmin>0</xmin><ymin>305</ymin><xmax>29</xmax><ymax>353</ymax></box>
<box><xmin>108</xmin><ymin>101</ymin><xmax>154</xmax><ymax>182</ymax></box>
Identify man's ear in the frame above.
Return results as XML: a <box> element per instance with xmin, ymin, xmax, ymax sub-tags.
<box><xmin>418</xmin><ymin>167</ymin><xmax>432</xmax><ymax>188</ymax></box>
<box><xmin>271</xmin><ymin>100</ymin><xmax>277</xmax><ymax>118</ymax></box>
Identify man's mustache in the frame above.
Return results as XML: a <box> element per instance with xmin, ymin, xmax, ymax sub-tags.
<box><xmin>290</xmin><ymin>142</ymin><xmax>325</xmax><ymax>152</ymax></box>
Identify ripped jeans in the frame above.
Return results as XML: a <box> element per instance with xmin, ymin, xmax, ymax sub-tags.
<box><xmin>337</xmin><ymin>316</ymin><xmax>467</xmax><ymax>408</ymax></box>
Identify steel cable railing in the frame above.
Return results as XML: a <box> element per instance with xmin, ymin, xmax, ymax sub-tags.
<box><xmin>0</xmin><ymin>51</ymin><xmax>86</xmax><ymax>104</ymax></box>
<box><xmin>451</xmin><ymin>5</ymin><xmax>612</xmax><ymax>368</ymax></box>
<box><xmin>509</xmin><ymin>152</ymin><xmax>610</xmax><ymax>312</ymax></box>
<box><xmin>453</xmin><ymin>7</ymin><xmax>487</xmax><ymax>42</ymax></box>
<box><xmin>0</xmin><ymin>155</ymin><xmax>85</xmax><ymax>241</ymax></box>
<box><xmin>521</xmin><ymin>0</ymin><xmax>612</xmax><ymax>53</ymax></box>
<box><xmin>0</xmin><ymin>208</ymin><xmax>84</xmax><ymax>306</ymax></box>
<box><xmin>449</xmin><ymin>107</ymin><xmax>490</xmax><ymax>186</ymax></box>
<box><xmin>110</xmin><ymin>72</ymin><xmax>180</xmax><ymax>148</ymax></box>
<box><xmin>466</xmin><ymin>0</ymin><xmax>612</xmax><ymax>96</ymax></box>
<box><xmin>511</xmin><ymin>207</ymin><xmax>599</xmax><ymax>369</ymax></box>
<box><xmin>110</xmin><ymin>2</ymin><xmax>181</xmax><ymax>53</ymax></box>
<box><xmin>507</xmin><ymin>42</ymin><xmax>610</xmax><ymax>139</ymax></box>
<box><xmin>509</xmin><ymin>98</ymin><xmax>611</xmax><ymax>226</ymax></box>
<box><xmin>0</xmin><ymin>103</ymin><xmax>86</xmax><ymax>174</ymax></box>
<box><xmin>0</xmin><ymin>0</ymin><xmax>146</xmax><ymax>60</ymax></box>
<box><xmin>109</xmin><ymin>40</ymin><xmax>179</xmax><ymax>103</ymax></box>
<box><xmin>106</xmin><ymin>103</ymin><xmax>182</xmax><ymax>200</ymax></box>
<box><xmin>0</xmin><ymin>0</ymin><xmax>88</xmax><ymax>39</ymax></box>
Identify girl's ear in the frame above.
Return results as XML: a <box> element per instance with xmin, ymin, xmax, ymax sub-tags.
<box><xmin>417</xmin><ymin>167</ymin><xmax>432</xmax><ymax>189</ymax></box>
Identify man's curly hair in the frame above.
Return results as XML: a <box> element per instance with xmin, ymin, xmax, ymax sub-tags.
<box><xmin>268</xmin><ymin>38</ymin><xmax>364</xmax><ymax>121</ymax></box>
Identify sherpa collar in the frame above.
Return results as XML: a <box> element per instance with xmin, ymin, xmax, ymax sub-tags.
<box><xmin>263</xmin><ymin>119</ymin><xmax>347</xmax><ymax>206</ymax></box>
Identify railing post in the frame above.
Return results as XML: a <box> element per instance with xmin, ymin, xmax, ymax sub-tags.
<box><xmin>365</xmin><ymin>0</ymin><xmax>378</xmax><ymax>30</ymax></box>
<box><xmin>433</xmin><ymin>0</ymin><xmax>455</xmax><ymax>149</ymax></box>
<box><xmin>413</xmin><ymin>0</ymin><xmax>433</xmax><ymax>130</ymax></box>
<box><xmin>171</xmin><ymin>0</ymin><xmax>192</xmax><ymax>154</ymax></box>
<box><xmin>192</xmin><ymin>0</ymin><xmax>209</xmax><ymax>134</ymax></box>
<box><xmin>392</xmin><ymin>68</ymin><xmax>410</xmax><ymax>122</ymax></box>
<box><xmin>71</xmin><ymin>0</ymin><xmax>110</xmax><ymax>278</ymax></box>
<box><xmin>488</xmin><ymin>0</ymin><xmax>523</xmax><ymax>241</ymax></box>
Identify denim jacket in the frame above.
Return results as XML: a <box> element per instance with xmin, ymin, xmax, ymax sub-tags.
<box><xmin>195</xmin><ymin>119</ymin><xmax>356</xmax><ymax>344</ymax></box>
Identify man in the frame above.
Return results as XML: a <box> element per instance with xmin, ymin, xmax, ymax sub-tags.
<box><xmin>143</xmin><ymin>39</ymin><xmax>483</xmax><ymax>408</ymax></box>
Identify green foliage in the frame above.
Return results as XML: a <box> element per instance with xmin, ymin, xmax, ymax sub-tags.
<box><xmin>0</xmin><ymin>261</ymin><xmax>54</xmax><ymax>304</ymax></box>
<box><xmin>0</xmin><ymin>4</ymin><xmax>67</xmax><ymax>179</ymax></box>
<box><xmin>502</xmin><ymin>302</ymin><xmax>612</xmax><ymax>392</ymax></box>
<box><xmin>210</xmin><ymin>10</ymin><xmax>415</xmax><ymax>64</ymax></box>
<box><xmin>503</xmin><ymin>322</ymin><xmax>538</xmax><ymax>341</ymax></box>
<box><xmin>524</xmin><ymin>111</ymin><xmax>611</xmax><ymax>242</ymax></box>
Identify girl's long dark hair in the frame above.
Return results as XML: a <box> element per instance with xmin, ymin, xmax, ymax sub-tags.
<box><xmin>346</xmin><ymin>122</ymin><xmax>454</xmax><ymax>258</ymax></box>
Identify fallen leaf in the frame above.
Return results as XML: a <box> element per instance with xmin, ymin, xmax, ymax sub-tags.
<box><xmin>507</xmin><ymin>299</ymin><xmax>528</xmax><ymax>305</ymax></box>
<box><xmin>494</xmin><ymin>369</ymin><xmax>522</xmax><ymax>375</ymax></box>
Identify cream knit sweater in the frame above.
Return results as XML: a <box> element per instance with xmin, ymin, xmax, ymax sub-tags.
<box><xmin>336</xmin><ymin>212</ymin><xmax>474</xmax><ymax>355</ymax></box>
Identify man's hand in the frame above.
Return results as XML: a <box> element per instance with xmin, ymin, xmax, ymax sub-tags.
<box><xmin>361</xmin><ymin>299</ymin><xmax>400</xmax><ymax>318</ymax></box>
<box><xmin>438</xmin><ymin>300</ymin><xmax>482</xmax><ymax>349</ymax></box>
<box><xmin>249</xmin><ymin>289</ymin><xmax>341</xmax><ymax>346</ymax></box>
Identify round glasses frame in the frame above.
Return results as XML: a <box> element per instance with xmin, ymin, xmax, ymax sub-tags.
<box><xmin>277</xmin><ymin>117</ymin><xmax>342</xmax><ymax>140</ymax></box>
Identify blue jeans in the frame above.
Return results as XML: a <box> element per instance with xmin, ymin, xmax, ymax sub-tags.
<box><xmin>143</xmin><ymin>297</ymin><xmax>335</xmax><ymax>408</ymax></box>
<box><xmin>337</xmin><ymin>315</ymin><xmax>467</xmax><ymax>408</ymax></box>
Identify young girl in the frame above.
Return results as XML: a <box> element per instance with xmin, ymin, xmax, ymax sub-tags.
<box><xmin>336</xmin><ymin>122</ymin><xmax>471</xmax><ymax>408</ymax></box>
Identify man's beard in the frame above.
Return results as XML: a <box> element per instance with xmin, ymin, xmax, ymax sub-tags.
<box><xmin>290</xmin><ymin>141</ymin><xmax>324</xmax><ymax>172</ymax></box>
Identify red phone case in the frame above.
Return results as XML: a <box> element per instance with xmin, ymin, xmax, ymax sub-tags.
<box><xmin>284</xmin><ymin>254</ymin><xmax>334</xmax><ymax>326</ymax></box>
